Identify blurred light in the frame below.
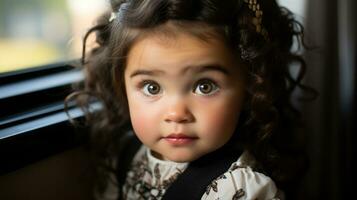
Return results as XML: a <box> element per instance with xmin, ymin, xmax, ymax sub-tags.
<box><xmin>0</xmin><ymin>0</ymin><xmax>109</xmax><ymax>74</ymax></box>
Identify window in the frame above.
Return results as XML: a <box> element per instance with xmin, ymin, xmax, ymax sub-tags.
<box><xmin>278</xmin><ymin>0</ymin><xmax>307</xmax><ymax>22</ymax></box>
<box><xmin>0</xmin><ymin>0</ymin><xmax>108</xmax><ymax>73</ymax></box>
<box><xmin>0</xmin><ymin>0</ymin><xmax>107</xmax><ymax>174</ymax></box>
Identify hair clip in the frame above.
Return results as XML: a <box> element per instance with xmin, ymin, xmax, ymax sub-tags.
<box><xmin>109</xmin><ymin>2</ymin><xmax>130</xmax><ymax>23</ymax></box>
<box><xmin>109</xmin><ymin>12</ymin><xmax>117</xmax><ymax>22</ymax></box>
<box><xmin>244</xmin><ymin>0</ymin><xmax>269</xmax><ymax>40</ymax></box>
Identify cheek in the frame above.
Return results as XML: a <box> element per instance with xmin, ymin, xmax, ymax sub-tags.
<box><xmin>127</xmin><ymin>98</ymin><xmax>160</xmax><ymax>140</ymax></box>
<box><xmin>130</xmin><ymin>111</ymin><xmax>150</xmax><ymax>135</ymax></box>
<box><xmin>197</xmin><ymin>96</ymin><xmax>242</xmax><ymax>139</ymax></box>
<box><xmin>203</xmin><ymin>109</ymin><xmax>238</xmax><ymax>136</ymax></box>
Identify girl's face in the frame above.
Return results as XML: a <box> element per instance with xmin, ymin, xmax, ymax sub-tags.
<box><xmin>124</xmin><ymin>28</ymin><xmax>245</xmax><ymax>162</ymax></box>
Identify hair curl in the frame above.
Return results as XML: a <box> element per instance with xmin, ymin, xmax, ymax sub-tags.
<box><xmin>67</xmin><ymin>0</ymin><xmax>317</xmax><ymax>198</ymax></box>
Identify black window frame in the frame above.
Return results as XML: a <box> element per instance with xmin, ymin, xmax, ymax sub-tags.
<box><xmin>0</xmin><ymin>61</ymin><xmax>89</xmax><ymax>175</ymax></box>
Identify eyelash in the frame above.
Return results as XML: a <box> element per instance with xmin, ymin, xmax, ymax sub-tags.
<box><xmin>137</xmin><ymin>79</ymin><xmax>220</xmax><ymax>97</ymax></box>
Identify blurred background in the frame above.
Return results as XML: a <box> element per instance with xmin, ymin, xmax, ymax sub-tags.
<box><xmin>0</xmin><ymin>0</ymin><xmax>109</xmax><ymax>73</ymax></box>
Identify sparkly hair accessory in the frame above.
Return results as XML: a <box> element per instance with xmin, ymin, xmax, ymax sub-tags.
<box><xmin>244</xmin><ymin>0</ymin><xmax>269</xmax><ymax>40</ymax></box>
<box><xmin>109</xmin><ymin>2</ymin><xmax>130</xmax><ymax>22</ymax></box>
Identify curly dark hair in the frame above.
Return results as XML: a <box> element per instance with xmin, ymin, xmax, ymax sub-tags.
<box><xmin>67</xmin><ymin>0</ymin><xmax>317</xmax><ymax>198</ymax></box>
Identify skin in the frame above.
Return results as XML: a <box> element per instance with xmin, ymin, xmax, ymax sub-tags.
<box><xmin>124</xmin><ymin>25</ymin><xmax>245</xmax><ymax>162</ymax></box>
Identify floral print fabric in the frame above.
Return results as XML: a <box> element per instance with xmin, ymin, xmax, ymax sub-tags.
<box><xmin>122</xmin><ymin>146</ymin><xmax>188</xmax><ymax>199</ymax></box>
<box><xmin>121</xmin><ymin>146</ymin><xmax>282</xmax><ymax>200</ymax></box>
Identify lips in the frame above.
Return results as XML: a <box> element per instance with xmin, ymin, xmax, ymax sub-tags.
<box><xmin>165</xmin><ymin>133</ymin><xmax>196</xmax><ymax>139</ymax></box>
<box><xmin>163</xmin><ymin>133</ymin><xmax>198</xmax><ymax>145</ymax></box>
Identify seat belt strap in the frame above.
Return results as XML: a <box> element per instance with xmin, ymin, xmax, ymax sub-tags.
<box><xmin>162</xmin><ymin>146</ymin><xmax>241</xmax><ymax>200</ymax></box>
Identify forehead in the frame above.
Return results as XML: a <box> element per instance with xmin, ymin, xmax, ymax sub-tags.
<box><xmin>125</xmin><ymin>22</ymin><xmax>238</xmax><ymax>74</ymax></box>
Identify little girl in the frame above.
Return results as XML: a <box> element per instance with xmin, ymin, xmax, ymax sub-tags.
<box><xmin>69</xmin><ymin>0</ymin><xmax>316</xmax><ymax>199</ymax></box>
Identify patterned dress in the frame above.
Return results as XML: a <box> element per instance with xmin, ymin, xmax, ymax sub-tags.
<box><xmin>99</xmin><ymin>146</ymin><xmax>283</xmax><ymax>200</ymax></box>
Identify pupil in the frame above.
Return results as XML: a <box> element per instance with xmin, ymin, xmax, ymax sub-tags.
<box><xmin>200</xmin><ymin>83</ymin><xmax>211</xmax><ymax>93</ymax></box>
<box><xmin>149</xmin><ymin>84</ymin><xmax>159</xmax><ymax>94</ymax></box>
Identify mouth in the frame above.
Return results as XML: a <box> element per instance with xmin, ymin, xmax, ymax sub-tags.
<box><xmin>163</xmin><ymin>133</ymin><xmax>198</xmax><ymax>145</ymax></box>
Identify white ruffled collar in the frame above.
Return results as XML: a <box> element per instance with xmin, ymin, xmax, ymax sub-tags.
<box><xmin>145</xmin><ymin>147</ymin><xmax>189</xmax><ymax>183</ymax></box>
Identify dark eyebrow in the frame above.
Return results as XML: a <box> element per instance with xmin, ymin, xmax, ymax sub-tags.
<box><xmin>129</xmin><ymin>64</ymin><xmax>230</xmax><ymax>78</ymax></box>
<box><xmin>130</xmin><ymin>69</ymin><xmax>165</xmax><ymax>78</ymax></box>
<box><xmin>191</xmin><ymin>65</ymin><xmax>230</xmax><ymax>75</ymax></box>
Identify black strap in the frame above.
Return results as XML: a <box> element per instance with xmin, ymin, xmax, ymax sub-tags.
<box><xmin>162</xmin><ymin>146</ymin><xmax>242</xmax><ymax>200</ymax></box>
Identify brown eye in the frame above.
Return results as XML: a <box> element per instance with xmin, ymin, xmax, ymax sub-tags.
<box><xmin>194</xmin><ymin>79</ymin><xmax>219</xmax><ymax>96</ymax></box>
<box><xmin>143</xmin><ymin>82</ymin><xmax>161</xmax><ymax>95</ymax></box>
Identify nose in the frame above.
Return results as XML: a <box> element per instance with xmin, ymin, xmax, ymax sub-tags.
<box><xmin>164</xmin><ymin>98</ymin><xmax>194</xmax><ymax>123</ymax></box>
